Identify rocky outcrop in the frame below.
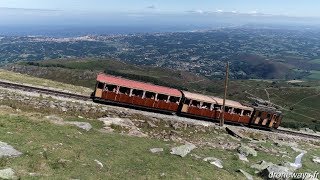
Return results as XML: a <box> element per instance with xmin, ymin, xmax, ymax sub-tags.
<box><xmin>170</xmin><ymin>143</ymin><xmax>196</xmax><ymax>157</ymax></box>
<box><xmin>203</xmin><ymin>157</ymin><xmax>223</xmax><ymax>168</ymax></box>
<box><xmin>238</xmin><ymin>153</ymin><xmax>249</xmax><ymax>162</ymax></box>
<box><xmin>0</xmin><ymin>142</ymin><xmax>22</xmax><ymax>158</ymax></box>
<box><xmin>260</xmin><ymin>164</ymin><xmax>293</xmax><ymax>180</ymax></box>
<box><xmin>0</xmin><ymin>168</ymin><xmax>17</xmax><ymax>180</ymax></box>
<box><xmin>46</xmin><ymin>115</ymin><xmax>92</xmax><ymax>131</ymax></box>
<box><xmin>313</xmin><ymin>156</ymin><xmax>320</xmax><ymax>164</ymax></box>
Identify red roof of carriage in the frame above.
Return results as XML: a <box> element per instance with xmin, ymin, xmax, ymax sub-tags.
<box><xmin>97</xmin><ymin>73</ymin><xmax>182</xmax><ymax>97</ymax></box>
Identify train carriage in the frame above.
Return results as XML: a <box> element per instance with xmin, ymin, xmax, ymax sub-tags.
<box><xmin>93</xmin><ymin>73</ymin><xmax>283</xmax><ymax>129</ymax></box>
<box><xmin>249</xmin><ymin>106</ymin><xmax>283</xmax><ymax>129</ymax></box>
<box><xmin>94</xmin><ymin>73</ymin><xmax>182</xmax><ymax>113</ymax></box>
<box><xmin>179</xmin><ymin>91</ymin><xmax>254</xmax><ymax>124</ymax></box>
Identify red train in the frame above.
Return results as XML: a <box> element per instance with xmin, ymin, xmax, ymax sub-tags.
<box><xmin>93</xmin><ymin>73</ymin><xmax>283</xmax><ymax>129</ymax></box>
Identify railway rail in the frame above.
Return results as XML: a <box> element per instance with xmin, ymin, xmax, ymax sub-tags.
<box><xmin>272</xmin><ymin>129</ymin><xmax>320</xmax><ymax>140</ymax></box>
<box><xmin>0</xmin><ymin>80</ymin><xmax>91</xmax><ymax>101</ymax></box>
<box><xmin>0</xmin><ymin>80</ymin><xmax>319</xmax><ymax>140</ymax></box>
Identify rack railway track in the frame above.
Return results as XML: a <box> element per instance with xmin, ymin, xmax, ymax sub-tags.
<box><xmin>0</xmin><ymin>80</ymin><xmax>91</xmax><ymax>101</ymax></box>
<box><xmin>0</xmin><ymin>80</ymin><xmax>319</xmax><ymax>140</ymax></box>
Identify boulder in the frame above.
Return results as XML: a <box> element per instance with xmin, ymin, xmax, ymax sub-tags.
<box><xmin>203</xmin><ymin>157</ymin><xmax>223</xmax><ymax>168</ymax></box>
<box><xmin>0</xmin><ymin>168</ymin><xmax>17</xmax><ymax>180</ymax></box>
<box><xmin>150</xmin><ymin>148</ymin><xmax>163</xmax><ymax>153</ymax></box>
<box><xmin>0</xmin><ymin>142</ymin><xmax>22</xmax><ymax>158</ymax></box>
<box><xmin>289</xmin><ymin>152</ymin><xmax>305</xmax><ymax>170</ymax></box>
<box><xmin>170</xmin><ymin>143</ymin><xmax>196</xmax><ymax>157</ymax></box>
<box><xmin>237</xmin><ymin>144</ymin><xmax>257</xmax><ymax>157</ymax></box>
<box><xmin>238</xmin><ymin>153</ymin><xmax>249</xmax><ymax>162</ymax></box>
<box><xmin>238</xmin><ymin>169</ymin><xmax>253</xmax><ymax>180</ymax></box>
<box><xmin>313</xmin><ymin>156</ymin><xmax>320</xmax><ymax>164</ymax></box>
<box><xmin>260</xmin><ymin>164</ymin><xmax>293</xmax><ymax>180</ymax></box>
<box><xmin>94</xmin><ymin>159</ymin><xmax>103</xmax><ymax>169</ymax></box>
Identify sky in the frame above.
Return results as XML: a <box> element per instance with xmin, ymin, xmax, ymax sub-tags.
<box><xmin>0</xmin><ymin>0</ymin><xmax>320</xmax><ymax>17</ymax></box>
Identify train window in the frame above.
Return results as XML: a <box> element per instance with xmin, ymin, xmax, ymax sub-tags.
<box><xmin>97</xmin><ymin>82</ymin><xmax>104</xmax><ymax>89</ymax></box>
<box><xmin>184</xmin><ymin>99</ymin><xmax>191</xmax><ymax>105</ymax></box>
<box><xmin>243</xmin><ymin>110</ymin><xmax>251</xmax><ymax>116</ymax></box>
<box><xmin>234</xmin><ymin>108</ymin><xmax>242</xmax><ymax>115</ymax></box>
<box><xmin>145</xmin><ymin>91</ymin><xmax>156</xmax><ymax>99</ymax></box>
<box><xmin>202</xmin><ymin>102</ymin><xmax>211</xmax><ymax>109</ymax></box>
<box><xmin>119</xmin><ymin>87</ymin><xmax>130</xmax><ymax>95</ymax></box>
<box><xmin>157</xmin><ymin>94</ymin><xmax>168</xmax><ymax>101</ymax></box>
<box><xmin>169</xmin><ymin>96</ymin><xmax>180</xmax><ymax>103</ymax></box>
<box><xmin>132</xmin><ymin>89</ymin><xmax>143</xmax><ymax>97</ymax></box>
<box><xmin>106</xmin><ymin>84</ymin><xmax>117</xmax><ymax>92</ymax></box>
<box><xmin>214</xmin><ymin>104</ymin><xmax>222</xmax><ymax>110</ymax></box>
<box><xmin>191</xmin><ymin>100</ymin><xmax>200</xmax><ymax>108</ymax></box>
<box><xmin>225</xmin><ymin>106</ymin><xmax>232</xmax><ymax>113</ymax></box>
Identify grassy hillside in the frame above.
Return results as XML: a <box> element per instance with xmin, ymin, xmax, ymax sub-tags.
<box><xmin>0</xmin><ymin>99</ymin><xmax>319</xmax><ymax>179</ymax></box>
<box><xmin>3</xmin><ymin>59</ymin><xmax>320</xmax><ymax>131</ymax></box>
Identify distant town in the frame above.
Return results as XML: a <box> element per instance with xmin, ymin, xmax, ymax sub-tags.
<box><xmin>1</xmin><ymin>27</ymin><xmax>320</xmax><ymax>80</ymax></box>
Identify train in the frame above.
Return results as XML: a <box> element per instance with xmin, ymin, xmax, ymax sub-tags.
<box><xmin>93</xmin><ymin>73</ymin><xmax>283</xmax><ymax>129</ymax></box>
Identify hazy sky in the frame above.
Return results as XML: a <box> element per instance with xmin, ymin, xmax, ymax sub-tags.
<box><xmin>0</xmin><ymin>0</ymin><xmax>320</xmax><ymax>17</ymax></box>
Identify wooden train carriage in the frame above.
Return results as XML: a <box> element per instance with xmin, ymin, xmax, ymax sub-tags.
<box><xmin>211</xmin><ymin>97</ymin><xmax>254</xmax><ymax>124</ymax></box>
<box><xmin>94</xmin><ymin>73</ymin><xmax>182</xmax><ymax>113</ymax></box>
<box><xmin>180</xmin><ymin>91</ymin><xmax>254</xmax><ymax>124</ymax></box>
<box><xmin>250</xmin><ymin>106</ymin><xmax>283</xmax><ymax>129</ymax></box>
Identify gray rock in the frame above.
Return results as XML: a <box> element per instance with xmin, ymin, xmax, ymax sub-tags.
<box><xmin>238</xmin><ymin>144</ymin><xmax>257</xmax><ymax>157</ymax></box>
<box><xmin>291</xmin><ymin>147</ymin><xmax>307</xmax><ymax>153</ymax></box>
<box><xmin>289</xmin><ymin>152</ymin><xmax>305</xmax><ymax>170</ymax></box>
<box><xmin>0</xmin><ymin>168</ymin><xmax>17</xmax><ymax>180</ymax></box>
<box><xmin>313</xmin><ymin>156</ymin><xmax>320</xmax><ymax>164</ymax></box>
<box><xmin>203</xmin><ymin>157</ymin><xmax>223</xmax><ymax>168</ymax></box>
<box><xmin>66</xmin><ymin>121</ymin><xmax>92</xmax><ymax>131</ymax></box>
<box><xmin>0</xmin><ymin>142</ymin><xmax>22</xmax><ymax>158</ymax></box>
<box><xmin>238</xmin><ymin>153</ymin><xmax>249</xmax><ymax>162</ymax></box>
<box><xmin>94</xmin><ymin>159</ymin><xmax>103</xmax><ymax>169</ymax></box>
<box><xmin>251</xmin><ymin>160</ymin><xmax>274</xmax><ymax>171</ymax></box>
<box><xmin>98</xmin><ymin>117</ymin><xmax>134</xmax><ymax>127</ymax></box>
<box><xmin>150</xmin><ymin>148</ymin><xmax>163</xmax><ymax>153</ymax></box>
<box><xmin>260</xmin><ymin>164</ymin><xmax>293</xmax><ymax>180</ymax></box>
<box><xmin>238</xmin><ymin>169</ymin><xmax>253</xmax><ymax>180</ymax></box>
<box><xmin>170</xmin><ymin>143</ymin><xmax>196</xmax><ymax>157</ymax></box>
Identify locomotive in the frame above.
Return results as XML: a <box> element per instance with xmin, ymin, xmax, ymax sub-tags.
<box><xmin>93</xmin><ymin>73</ymin><xmax>282</xmax><ymax>129</ymax></box>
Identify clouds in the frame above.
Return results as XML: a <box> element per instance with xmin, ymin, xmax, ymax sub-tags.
<box><xmin>146</xmin><ymin>5</ymin><xmax>156</xmax><ymax>9</ymax></box>
<box><xmin>0</xmin><ymin>7</ymin><xmax>60</xmax><ymax>12</ymax></box>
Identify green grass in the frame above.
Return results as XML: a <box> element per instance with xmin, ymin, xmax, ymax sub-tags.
<box><xmin>2</xmin><ymin>113</ymin><xmax>319</xmax><ymax>180</ymax></box>
<box><xmin>308</xmin><ymin>70</ymin><xmax>320</xmax><ymax>80</ymax></box>
<box><xmin>0</xmin><ymin>114</ymin><xmax>248</xmax><ymax>179</ymax></box>
<box><xmin>309</xmin><ymin>59</ymin><xmax>320</xmax><ymax>64</ymax></box>
<box><xmin>0</xmin><ymin>69</ymin><xmax>93</xmax><ymax>95</ymax></box>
